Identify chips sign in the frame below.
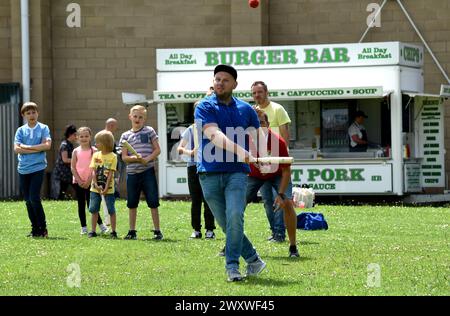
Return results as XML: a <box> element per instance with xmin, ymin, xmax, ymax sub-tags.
<box><xmin>416</xmin><ymin>96</ymin><xmax>445</xmax><ymax>188</ymax></box>
<box><xmin>157</xmin><ymin>42</ymin><xmax>423</xmax><ymax>71</ymax></box>
<box><xmin>440</xmin><ymin>84</ymin><xmax>450</xmax><ymax>97</ymax></box>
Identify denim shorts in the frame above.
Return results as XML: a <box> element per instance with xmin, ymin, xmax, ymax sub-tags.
<box><xmin>89</xmin><ymin>192</ymin><xmax>116</xmax><ymax>215</ymax></box>
<box><xmin>126</xmin><ymin>167</ymin><xmax>160</xmax><ymax>209</ymax></box>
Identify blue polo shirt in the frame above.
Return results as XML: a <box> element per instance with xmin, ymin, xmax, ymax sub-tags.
<box><xmin>194</xmin><ymin>94</ymin><xmax>260</xmax><ymax>173</ymax></box>
<box><xmin>14</xmin><ymin>122</ymin><xmax>51</xmax><ymax>175</ymax></box>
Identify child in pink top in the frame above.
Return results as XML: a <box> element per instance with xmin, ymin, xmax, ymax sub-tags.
<box><xmin>71</xmin><ymin>127</ymin><xmax>108</xmax><ymax>235</ymax></box>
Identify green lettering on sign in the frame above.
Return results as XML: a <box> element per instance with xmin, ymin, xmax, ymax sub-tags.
<box><xmin>335</xmin><ymin>169</ymin><xmax>349</xmax><ymax>181</ymax></box>
<box><xmin>204</xmin><ymin>49</ymin><xmax>299</xmax><ymax>67</ymax></box>
<box><xmin>321</xmin><ymin>169</ymin><xmax>335</xmax><ymax>182</ymax></box>
<box><xmin>235</xmin><ymin>51</ymin><xmax>250</xmax><ymax>66</ymax></box>
<box><xmin>350</xmin><ymin>169</ymin><xmax>365</xmax><ymax>181</ymax></box>
<box><xmin>219</xmin><ymin>52</ymin><xmax>232</xmax><ymax>65</ymax></box>
<box><xmin>320</xmin><ymin>49</ymin><xmax>333</xmax><ymax>63</ymax></box>
<box><xmin>291</xmin><ymin>169</ymin><xmax>303</xmax><ymax>182</ymax></box>
<box><xmin>160</xmin><ymin>94</ymin><xmax>175</xmax><ymax>100</ymax></box>
<box><xmin>334</xmin><ymin>48</ymin><xmax>350</xmax><ymax>62</ymax></box>
<box><xmin>205</xmin><ymin>51</ymin><xmax>219</xmax><ymax>66</ymax></box>
<box><xmin>267</xmin><ymin>50</ymin><xmax>282</xmax><ymax>64</ymax></box>
<box><xmin>304</xmin><ymin>49</ymin><xmax>318</xmax><ymax>63</ymax></box>
<box><xmin>305</xmin><ymin>168</ymin><xmax>366</xmax><ymax>182</ymax></box>
<box><xmin>304</xmin><ymin>47</ymin><xmax>350</xmax><ymax>64</ymax></box>
<box><xmin>308</xmin><ymin>169</ymin><xmax>320</xmax><ymax>182</ymax></box>
<box><xmin>283</xmin><ymin>49</ymin><xmax>298</xmax><ymax>64</ymax></box>
<box><xmin>251</xmin><ymin>50</ymin><xmax>266</xmax><ymax>65</ymax></box>
<box><xmin>309</xmin><ymin>183</ymin><xmax>336</xmax><ymax>191</ymax></box>
<box><xmin>403</xmin><ymin>47</ymin><xmax>421</xmax><ymax>63</ymax></box>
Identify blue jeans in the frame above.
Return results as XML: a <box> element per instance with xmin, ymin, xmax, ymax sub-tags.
<box><xmin>199</xmin><ymin>172</ymin><xmax>258</xmax><ymax>271</ymax></box>
<box><xmin>126</xmin><ymin>167</ymin><xmax>160</xmax><ymax>209</ymax></box>
<box><xmin>19</xmin><ymin>170</ymin><xmax>46</xmax><ymax>231</ymax></box>
<box><xmin>246</xmin><ymin>175</ymin><xmax>293</xmax><ymax>240</ymax></box>
<box><xmin>89</xmin><ymin>192</ymin><xmax>116</xmax><ymax>215</ymax></box>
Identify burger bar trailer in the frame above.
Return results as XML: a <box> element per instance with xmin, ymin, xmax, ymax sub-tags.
<box><xmin>153</xmin><ymin>42</ymin><xmax>448</xmax><ymax>199</ymax></box>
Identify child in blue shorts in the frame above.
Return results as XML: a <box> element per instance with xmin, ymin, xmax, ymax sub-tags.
<box><xmin>14</xmin><ymin>102</ymin><xmax>52</xmax><ymax>238</ymax></box>
<box><xmin>120</xmin><ymin>105</ymin><xmax>163</xmax><ymax>240</ymax></box>
<box><xmin>88</xmin><ymin>130</ymin><xmax>118</xmax><ymax>238</ymax></box>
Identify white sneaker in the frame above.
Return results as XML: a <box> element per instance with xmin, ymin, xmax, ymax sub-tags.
<box><xmin>190</xmin><ymin>231</ymin><xmax>202</xmax><ymax>239</ymax></box>
<box><xmin>99</xmin><ymin>224</ymin><xmax>109</xmax><ymax>234</ymax></box>
<box><xmin>80</xmin><ymin>227</ymin><xmax>88</xmax><ymax>235</ymax></box>
<box><xmin>205</xmin><ymin>230</ymin><xmax>215</xmax><ymax>239</ymax></box>
<box><xmin>227</xmin><ymin>269</ymin><xmax>243</xmax><ymax>282</ymax></box>
<box><xmin>246</xmin><ymin>257</ymin><xmax>266</xmax><ymax>277</ymax></box>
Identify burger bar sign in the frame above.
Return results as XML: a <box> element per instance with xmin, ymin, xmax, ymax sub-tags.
<box><xmin>157</xmin><ymin>42</ymin><xmax>424</xmax><ymax>71</ymax></box>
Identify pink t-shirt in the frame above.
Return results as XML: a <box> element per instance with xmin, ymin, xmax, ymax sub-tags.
<box><xmin>73</xmin><ymin>146</ymin><xmax>96</xmax><ymax>184</ymax></box>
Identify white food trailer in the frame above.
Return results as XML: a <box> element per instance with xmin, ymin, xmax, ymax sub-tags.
<box><xmin>154</xmin><ymin>42</ymin><xmax>446</xmax><ymax>198</ymax></box>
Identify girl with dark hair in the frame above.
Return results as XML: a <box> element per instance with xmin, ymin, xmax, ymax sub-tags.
<box><xmin>53</xmin><ymin>124</ymin><xmax>77</xmax><ymax>200</ymax></box>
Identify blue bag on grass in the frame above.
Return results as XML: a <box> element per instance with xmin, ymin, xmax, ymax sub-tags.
<box><xmin>297</xmin><ymin>212</ymin><xmax>328</xmax><ymax>230</ymax></box>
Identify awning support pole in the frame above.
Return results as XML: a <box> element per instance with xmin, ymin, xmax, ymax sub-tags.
<box><xmin>359</xmin><ymin>0</ymin><xmax>450</xmax><ymax>84</ymax></box>
<box><xmin>396</xmin><ymin>0</ymin><xmax>450</xmax><ymax>84</ymax></box>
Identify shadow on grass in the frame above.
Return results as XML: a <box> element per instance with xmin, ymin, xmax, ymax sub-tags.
<box><xmin>263</xmin><ymin>255</ymin><xmax>314</xmax><ymax>263</ymax></box>
<box><xmin>87</xmin><ymin>236</ymin><xmax>180</xmax><ymax>243</ymax></box>
<box><xmin>298</xmin><ymin>241</ymin><xmax>320</xmax><ymax>246</ymax></box>
<box><xmin>240</xmin><ymin>276</ymin><xmax>300</xmax><ymax>287</ymax></box>
<box><xmin>35</xmin><ymin>237</ymin><xmax>69</xmax><ymax>241</ymax></box>
<box><xmin>138</xmin><ymin>238</ymin><xmax>178</xmax><ymax>243</ymax></box>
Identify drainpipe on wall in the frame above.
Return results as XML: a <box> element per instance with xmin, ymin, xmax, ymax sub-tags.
<box><xmin>21</xmin><ymin>0</ymin><xmax>30</xmax><ymax>103</ymax></box>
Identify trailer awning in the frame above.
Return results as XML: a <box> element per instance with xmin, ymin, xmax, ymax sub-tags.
<box><xmin>154</xmin><ymin>86</ymin><xmax>388</xmax><ymax>103</ymax></box>
<box><xmin>403</xmin><ymin>92</ymin><xmax>443</xmax><ymax>116</ymax></box>
<box><xmin>402</xmin><ymin>92</ymin><xmax>441</xmax><ymax>98</ymax></box>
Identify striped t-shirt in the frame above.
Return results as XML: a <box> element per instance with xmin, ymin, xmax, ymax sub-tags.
<box><xmin>119</xmin><ymin>126</ymin><xmax>159</xmax><ymax>174</ymax></box>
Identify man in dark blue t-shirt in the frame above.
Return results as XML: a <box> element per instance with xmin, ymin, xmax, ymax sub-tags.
<box><xmin>194</xmin><ymin>64</ymin><xmax>267</xmax><ymax>282</ymax></box>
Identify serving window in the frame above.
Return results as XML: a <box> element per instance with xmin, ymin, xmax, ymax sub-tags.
<box><xmin>164</xmin><ymin>96</ymin><xmax>394</xmax><ymax>162</ymax></box>
<box><xmin>284</xmin><ymin>97</ymin><xmax>392</xmax><ymax>159</ymax></box>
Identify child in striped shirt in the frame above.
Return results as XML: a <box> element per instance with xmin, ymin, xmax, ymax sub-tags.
<box><xmin>120</xmin><ymin>105</ymin><xmax>163</xmax><ymax>240</ymax></box>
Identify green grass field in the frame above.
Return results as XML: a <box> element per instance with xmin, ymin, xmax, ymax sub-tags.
<box><xmin>0</xmin><ymin>200</ymin><xmax>448</xmax><ymax>296</ymax></box>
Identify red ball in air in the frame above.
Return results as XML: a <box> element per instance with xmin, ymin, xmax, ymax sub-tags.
<box><xmin>249</xmin><ymin>0</ymin><xmax>259</xmax><ymax>9</ymax></box>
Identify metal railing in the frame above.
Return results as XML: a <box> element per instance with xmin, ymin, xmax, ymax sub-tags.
<box><xmin>0</xmin><ymin>83</ymin><xmax>21</xmax><ymax>199</ymax></box>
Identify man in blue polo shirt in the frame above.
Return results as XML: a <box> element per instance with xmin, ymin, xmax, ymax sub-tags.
<box><xmin>195</xmin><ymin>64</ymin><xmax>266</xmax><ymax>282</ymax></box>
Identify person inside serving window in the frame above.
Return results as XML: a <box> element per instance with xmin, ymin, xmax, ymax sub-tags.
<box><xmin>348</xmin><ymin>110</ymin><xmax>369</xmax><ymax>152</ymax></box>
